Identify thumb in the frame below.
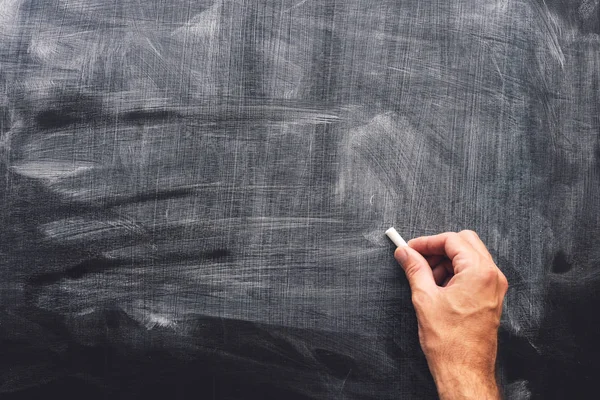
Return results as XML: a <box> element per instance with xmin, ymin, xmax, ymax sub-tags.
<box><xmin>394</xmin><ymin>246</ymin><xmax>436</xmax><ymax>292</ymax></box>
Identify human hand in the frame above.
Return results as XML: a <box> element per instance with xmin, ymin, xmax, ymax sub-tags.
<box><xmin>394</xmin><ymin>231</ymin><xmax>508</xmax><ymax>400</ymax></box>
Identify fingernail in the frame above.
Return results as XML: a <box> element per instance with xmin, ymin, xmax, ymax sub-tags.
<box><xmin>394</xmin><ymin>246</ymin><xmax>409</xmax><ymax>265</ymax></box>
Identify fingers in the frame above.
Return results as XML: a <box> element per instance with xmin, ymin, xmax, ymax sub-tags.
<box><xmin>430</xmin><ymin>258</ymin><xmax>453</xmax><ymax>286</ymax></box>
<box><xmin>424</xmin><ymin>255</ymin><xmax>444</xmax><ymax>268</ymax></box>
<box><xmin>394</xmin><ymin>246</ymin><xmax>437</xmax><ymax>293</ymax></box>
<box><xmin>441</xmin><ymin>275</ymin><xmax>452</xmax><ymax>287</ymax></box>
<box><xmin>432</xmin><ymin>264</ymin><xmax>447</xmax><ymax>286</ymax></box>
<box><xmin>457</xmin><ymin>230</ymin><xmax>493</xmax><ymax>260</ymax></box>
<box><xmin>398</xmin><ymin>230</ymin><xmax>502</xmax><ymax>290</ymax></box>
<box><xmin>436</xmin><ymin>259</ymin><xmax>454</xmax><ymax>285</ymax></box>
<box><xmin>408</xmin><ymin>232</ymin><xmax>475</xmax><ymax>261</ymax></box>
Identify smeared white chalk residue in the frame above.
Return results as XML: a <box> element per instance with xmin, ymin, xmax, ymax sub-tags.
<box><xmin>362</xmin><ymin>229</ymin><xmax>391</xmax><ymax>247</ymax></box>
<box><xmin>120</xmin><ymin>302</ymin><xmax>179</xmax><ymax>331</ymax></box>
<box><xmin>0</xmin><ymin>0</ymin><xmax>22</xmax><ymax>37</ymax></box>
<box><xmin>504</xmin><ymin>380</ymin><xmax>532</xmax><ymax>400</ymax></box>
<box><xmin>75</xmin><ymin>308</ymin><xmax>96</xmax><ymax>316</ymax></box>
<box><xmin>143</xmin><ymin>314</ymin><xmax>177</xmax><ymax>330</ymax></box>
<box><xmin>531</xmin><ymin>0</ymin><xmax>565</xmax><ymax>68</ymax></box>
<box><xmin>11</xmin><ymin>160</ymin><xmax>96</xmax><ymax>182</ymax></box>
<box><xmin>40</xmin><ymin>217</ymin><xmax>143</xmax><ymax>242</ymax></box>
<box><xmin>578</xmin><ymin>0</ymin><xmax>599</xmax><ymax>20</ymax></box>
<box><xmin>28</xmin><ymin>33</ymin><xmax>59</xmax><ymax>63</ymax></box>
<box><xmin>173</xmin><ymin>1</ymin><xmax>221</xmax><ymax>39</ymax></box>
<box><xmin>246</xmin><ymin>104</ymin><xmax>340</xmax><ymax>125</ymax></box>
<box><xmin>247</xmin><ymin>216</ymin><xmax>342</xmax><ymax>228</ymax></box>
<box><xmin>284</xmin><ymin>0</ymin><xmax>310</xmax><ymax>13</ymax></box>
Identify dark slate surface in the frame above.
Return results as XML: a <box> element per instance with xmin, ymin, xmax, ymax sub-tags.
<box><xmin>1</xmin><ymin>0</ymin><xmax>599</xmax><ymax>398</ymax></box>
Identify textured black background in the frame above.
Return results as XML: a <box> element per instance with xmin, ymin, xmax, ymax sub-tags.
<box><xmin>1</xmin><ymin>0</ymin><xmax>599</xmax><ymax>398</ymax></box>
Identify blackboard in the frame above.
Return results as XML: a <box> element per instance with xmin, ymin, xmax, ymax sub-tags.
<box><xmin>1</xmin><ymin>0</ymin><xmax>599</xmax><ymax>399</ymax></box>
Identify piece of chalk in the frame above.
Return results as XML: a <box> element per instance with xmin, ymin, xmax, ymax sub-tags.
<box><xmin>385</xmin><ymin>227</ymin><xmax>408</xmax><ymax>247</ymax></box>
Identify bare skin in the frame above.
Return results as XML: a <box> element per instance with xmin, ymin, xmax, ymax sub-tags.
<box><xmin>394</xmin><ymin>230</ymin><xmax>508</xmax><ymax>400</ymax></box>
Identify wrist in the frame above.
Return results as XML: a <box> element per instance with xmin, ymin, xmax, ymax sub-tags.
<box><xmin>430</xmin><ymin>364</ymin><xmax>500</xmax><ymax>400</ymax></box>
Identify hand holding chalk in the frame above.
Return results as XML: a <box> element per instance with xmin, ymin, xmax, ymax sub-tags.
<box><xmin>388</xmin><ymin>231</ymin><xmax>508</xmax><ymax>400</ymax></box>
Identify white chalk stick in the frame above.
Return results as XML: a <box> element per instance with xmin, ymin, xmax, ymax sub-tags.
<box><xmin>385</xmin><ymin>227</ymin><xmax>408</xmax><ymax>247</ymax></box>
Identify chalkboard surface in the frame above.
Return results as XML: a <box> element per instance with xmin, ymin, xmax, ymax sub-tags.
<box><xmin>1</xmin><ymin>0</ymin><xmax>599</xmax><ymax>399</ymax></box>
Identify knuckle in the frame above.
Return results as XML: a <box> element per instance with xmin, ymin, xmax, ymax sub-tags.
<box><xmin>445</xmin><ymin>232</ymin><xmax>461</xmax><ymax>245</ymax></box>
<box><xmin>411</xmin><ymin>289</ymin><xmax>430</xmax><ymax>308</ymax></box>
<box><xmin>459</xmin><ymin>229</ymin><xmax>479</xmax><ymax>239</ymax></box>
<box><xmin>403</xmin><ymin>261</ymin><xmax>421</xmax><ymax>279</ymax></box>
<box><xmin>499</xmin><ymin>272</ymin><xmax>509</xmax><ymax>291</ymax></box>
<box><xmin>480</xmin><ymin>267</ymin><xmax>498</xmax><ymax>284</ymax></box>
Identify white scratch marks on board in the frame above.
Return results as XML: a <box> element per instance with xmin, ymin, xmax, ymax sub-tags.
<box><xmin>40</xmin><ymin>218</ymin><xmax>144</xmax><ymax>242</ymax></box>
<box><xmin>0</xmin><ymin>0</ymin><xmax>23</xmax><ymax>37</ymax></box>
<box><xmin>284</xmin><ymin>0</ymin><xmax>311</xmax><ymax>13</ymax></box>
<box><xmin>143</xmin><ymin>313</ymin><xmax>178</xmax><ymax>330</ymax></box>
<box><xmin>530</xmin><ymin>0</ymin><xmax>566</xmax><ymax>68</ymax></box>
<box><xmin>339</xmin><ymin>369</ymin><xmax>352</xmax><ymax>394</ymax></box>
<box><xmin>11</xmin><ymin>160</ymin><xmax>97</xmax><ymax>182</ymax></box>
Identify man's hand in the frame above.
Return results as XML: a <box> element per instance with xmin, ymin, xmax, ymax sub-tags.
<box><xmin>394</xmin><ymin>230</ymin><xmax>508</xmax><ymax>400</ymax></box>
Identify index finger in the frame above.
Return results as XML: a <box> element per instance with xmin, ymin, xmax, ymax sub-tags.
<box><xmin>458</xmin><ymin>230</ymin><xmax>493</xmax><ymax>260</ymax></box>
<box><xmin>407</xmin><ymin>232</ymin><xmax>475</xmax><ymax>261</ymax></box>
